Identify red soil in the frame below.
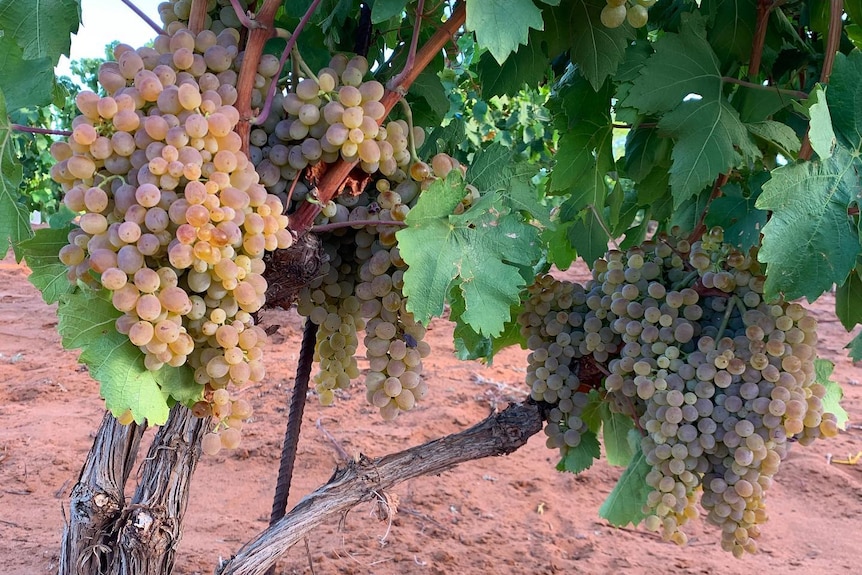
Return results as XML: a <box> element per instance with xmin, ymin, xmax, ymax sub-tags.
<box><xmin>1</xmin><ymin>253</ymin><xmax>861</xmax><ymax>575</ymax></box>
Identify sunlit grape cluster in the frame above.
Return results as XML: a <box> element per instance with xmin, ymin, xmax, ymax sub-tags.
<box><xmin>520</xmin><ymin>227</ymin><xmax>838</xmax><ymax>556</ymax></box>
<box><xmin>52</xmin><ymin>18</ymin><xmax>293</xmax><ymax>454</ymax></box>
<box><xmin>600</xmin><ymin>0</ymin><xmax>655</xmax><ymax>29</ymax></box>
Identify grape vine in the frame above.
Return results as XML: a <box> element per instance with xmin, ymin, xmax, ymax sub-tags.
<box><xmin>0</xmin><ymin>0</ymin><xmax>860</xmax><ymax>570</ymax></box>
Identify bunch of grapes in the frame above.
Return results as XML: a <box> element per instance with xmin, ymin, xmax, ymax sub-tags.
<box><xmin>600</xmin><ymin>0</ymin><xmax>655</xmax><ymax>29</ymax></box>
<box><xmin>52</xmin><ymin>18</ymin><xmax>294</xmax><ymax>454</ymax></box>
<box><xmin>519</xmin><ymin>227</ymin><xmax>839</xmax><ymax>555</ymax></box>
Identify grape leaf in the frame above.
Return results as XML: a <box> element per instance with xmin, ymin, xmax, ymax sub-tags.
<box><xmin>581</xmin><ymin>389</ymin><xmax>603</xmax><ymax>433</ymax></box>
<box><xmin>18</xmin><ymin>226</ymin><xmax>73</xmax><ymax>304</ymax></box>
<box><xmin>599</xmin><ymin>431</ymin><xmax>650</xmax><ymax>527</ymax></box>
<box><xmin>815</xmin><ymin>359</ymin><xmax>849</xmax><ymax>430</ymax></box>
<box><xmin>569</xmin><ymin>207</ymin><xmax>609</xmax><ymax>267</ymax></box>
<box><xmin>409</xmin><ymin>68</ymin><xmax>448</xmax><ymax>125</ymax></box>
<box><xmin>399</xmin><ymin>174</ymin><xmax>541</xmax><ymax>336</ymax></box>
<box><xmin>704</xmin><ymin>175</ymin><xmax>767</xmax><ymax>252</ymax></box>
<box><xmin>804</xmin><ymin>85</ymin><xmax>836</xmax><ymax>160</ymax></box>
<box><xmin>622</xmin><ymin>13</ymin><xmax>720</xmax><ymax>115</ymax></box>
<box><xmin>600</xmin><ymin>402</ymin><xmax>635</xmax><ymax>467</ymax></box>
<box><xmin>746</xmin><ymin>121</ymin><xmax>801</xmax><ymax>158</ymax></box>
<box><xmin>659</xmin><ymin>98</ymin><xmax>760</xmax><ymax>207</ymax></box>
<box><xmin>624</xmin><ymin>126</ymin><xmax>671</xmax><ymax>183</ymax></box>
<box><xmin>542</xmin><ymin>222</ymin><xmax>577</xmax><ymax>270</ymax></box>
<box><xmin>0</xmin><ymin>88</ymin><xmax>31</xmax><ymax>258</ymax></box>
<box><xmin>845</xmin><ymin>331</ymin><xmax>862</xmax><ymax>362</ymax></box>
<box><xmin>477</xmin><ymin>30</ymin><xmax>548</xmax><ymax>97</ymax></box>
<box><xmin>756</xmin><ymin>146</ymin><xmax>860</xmax><ymax>302</ymax></box>
<box><xmin>556</xmin><ymin>431</ymin><xmax>600</xmax><ymax>474</ymax></box>
<box><xmin>57</xmin><ymin>288</ymin><xmax>200</xmax><ymax>425</ymax></box>
<box><xmin>544</xmin><ymin>0</ymin><xmax>633</xmax><ymax>90</ymax></box>
<box><xmin>702</xmin><ymin>0</ymin><xmax>757</xmax><ymax>65</ymax></box>
<box><xmin>466</xmin><ymin>0</ymin><xmax>544</xmax><ymax>64</ymax></box>
<box><xmin>418</xmin><ymin>117</ymin><xmax>466</xmax><ymax>158</ymax></box>
<box><xmin>0</xmin><ymin>35</ymin><xmax>54</xmax><ymax>112</ymax></box>
<box><xmin>371</xmin><ymin>0</ymin><xmax>408</xmax><ymax>23</ymax></box>
<box><xmin>835</xmin><ymin>271</ymin><xmax>862</xmax><ymax>330</ymax></box>
<box><xmin>825</xmin><ymin>52</ymin><xmax>862</xmax><ymax>151</ymax></box>
<box><xmin>467</xmin><ymin>144</ymin><xmax>551</xmax><ymax>227</ymax></box>
<box><xmin>0</xmin><ymin>0</ymin><xmax>81</xmax><ymax>64</ymax></box>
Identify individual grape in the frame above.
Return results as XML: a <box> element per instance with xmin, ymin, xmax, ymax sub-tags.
<box><xmin>600</xmin><ymin>4</ymin><xmax>627</xmax><ymax>28</ymax></box>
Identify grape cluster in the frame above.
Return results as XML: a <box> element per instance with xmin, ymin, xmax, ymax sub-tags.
<box><xmin>520</xmin><ymin>228</ymin><xmax>838</xmax><ymax>556</ymax></box>
<box><xmin>296</xmin><ymin>172</ymin><xmax>445</xmax><ymax>419</ymax></box>
<box><xmin>51</xmin><ymin>19</ymin><xmax>293</xmax><ymax>453</ymax></box>
<box><xmin>600</xmin><ymin>0</ymin><xmax>655</xmax><ymax>29</ymax></box>
<box><xmin>268</xmin><ymin>54</ymin><xmax>425</xmax><ymax>179</ymax></box>
<box><xmin>519</xmin><ymin>275</ymin><xmax>616</xmax><ymax>454</ymax></box>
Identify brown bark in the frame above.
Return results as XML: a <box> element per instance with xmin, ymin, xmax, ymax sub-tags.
<box><xmin>216</xmin><ymin>402</ymin><xmax>543</xmax><ymax>575</ymax></box>
<box><xmin>107</xmin><ymin>407</ymin><xmax>210</xmax><ymax>575</ymax></box>
<box><xmin>59</xmin><ymin>413</ymin><xmax>145</xmax><ymax>575</ymax></box>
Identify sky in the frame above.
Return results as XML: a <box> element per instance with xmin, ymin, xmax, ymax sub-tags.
<box><xmin>55</xmin><ymin>0</ymin><xmax>165</xmax><ymax>79</ymax></box>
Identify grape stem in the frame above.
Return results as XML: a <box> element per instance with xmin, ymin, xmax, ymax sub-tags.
<box><xmin>590</xmin><ymin>204</ymin><xmax>618</xmax><ymax>249</ymax></box>
<box><xmin>188</xmin><ymin>0</ymin><xmax>209</xmax><ymax>35</ymax></box>
<box><xmin>251</xmin><ymin>0</ymin><xmax>324</xmax><ymax>126</ymax></box>
<box><xmin>688</xmin><ymin>173</ymin><xmax>729</xmax><ymax>245</ymax></box>
<box><xmin>228</xmin><ymin>0</ymin><xmax>265</xmax><ymax>29</ymax></box>
<box><xmin>388</xmin><ymin>0</ymin><xmax>426</xmax><ymax>93</ymax></box>
<box><xmin>235</xmin><ymin>0</ymin><xmax>286</xmax><ymax>153</ymax></box>
<box><xmin>748</xmin><ymin>0</ymin><xmax>775</xmax><ymax>79</ymax></box>
<box><xmin>118</xmin><ymin>0</ymin><xmax>166</xmax><ymax>35</ymax></box>
<box><xmin>284</xmin><ymin>171</ymin><xmax>305</xmax><ymax>207</ymax></box>
<box><xmin>310</xmin><ymin>219</ymin><xmax>406</xmax><ymax>233</ymax></box>
<box><xmin>399</xmin><ymin>99</ymin><xmax>420</xmax><ymax>164</ymax></box>
<box><xmin>266</xmin><ymin>320</ymin><xmax>318</xmax><ymax>575</ymax></box>
<box><xmin>11</xmin><ymin>124</ymin><xmax>72</xmax><ymax>137</ymax></box>
<box><xmin>721</xmin><ymin>77</ymin><xmax>807</xmax><ymax>100</ymax></box>
<box><xmin>715</xmin><ymin>295</ymin><xmax>743</xmax><ymax>342</ymax></box>
<box><xmin>671</xmin><ymin>270</ymin><xmax>700</xmax><ymax>292</ymax></box>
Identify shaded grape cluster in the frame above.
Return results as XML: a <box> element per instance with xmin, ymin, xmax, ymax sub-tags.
<box><xmin>519</xmin><ymin>227</ymin><xmax>838</xmax><ymax>556</ymax></box>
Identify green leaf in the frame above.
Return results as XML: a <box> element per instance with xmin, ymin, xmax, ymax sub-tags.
<box><xmin>826</xmin><ymin>51</ymin><xmax>862</xmax><ymax>151</ymax></box>
<box><xmin>659</xmin><ymin>98</ymin><xmax>759</xmax><ymax>207</ymax></box>
<box><xmin>624</xmin><ymin>126</ymin><xmax>671</xmax><ymax>183</ymax></box>
<box><xmin>450</xmin><ymin>284</ymin><xmax>493</xmax><ymax>360</ymax></box>
<box><xmin>556</xmin><ymin>431</ymin><xmax>600</xmax><ymax>474</ymax></box>
<box><xmin>477</xmin><ymin>30</ymin><xmax>548</xmax><ymax>97</ymax></box>
<box><xmin>371</xmin><ymin>0</ymin><xmax>408</xmax><ymax>23</ymax></box>
<box><xmin>0</xmin><ymin>88</ymin><xmax>31</xmax><ymax>258</ymax></box>
<box><xmin>846</xmin><ymin>331</ymin><xmax>862</xmax><ymax>362</ymax></box>
<box><xmin>815</xmin><ymin>359</ymin><xmax>849</xmax><ymax>430</ymax></box>
<box><xmin>599</xmin><ymin>431</ymin><xmax>650</xmax><ymax>527</ymax></box>
<box><xmin>399</xmin><ymin>174</ymin><xmax>541</xmax><ymax>336</ymax></box>
<box><xmin>581</xmin><ymin>389</ymin><xmax>603</xmax><ymax>433</ymax></box>
<box><xmin>418</xmin><ymin>117</ymin><xmax>466</xmax><ymax>158</ymax></box>
<box><xmin>542</xmin><ymin>221</ymin><xmax>577</xmax><ymax>270</ymax></box>
<box><xmin>0</xmin><ymin>0</ymin><xmax>81</xmax><ymax>64</ymax></box>
<box><xmin>544</xmin><ymin>0</ymin><xmax>633</xmax><ymax>90</ymax></box>
<box><xmin>57</xmin><ymin>288</ymin><xmax>200</xmax><ymax>425</ymax></box>
<box><xmin>466</xmin><ymin>0</ymin><xmax>544</xmax><ymax>64</ymax></box>
<box><xmin>804</xmin><ymin>85</ymin><xmax>836</xmax><ymax>160</ymax></box>
<box><xmin>466</xmin><ymin>144</ymin><xmax>551</xmax><ymax>227</ymax></box>
<box><xmin>18</xmin><ymin>226</ymin><xmax>73</xmax><ymax>304</ymax></box>
<box><xmin>756</xmin><ymin>147</ymin><xmax>860</xmax><ymax>302</ymax></box>
<box><xmin>702</xmin><ymin>0</ymin><xmax>756</xmax><ymax>65</ymax></box>
<box><xmin>704</xmin><ymin>175</ymin><xmax>767</xmax><ymax>252</ymax></box>
<box><xmin>0</xmin><ymin>35</ymin><xmax>55</xmax><ymax>112</ymax></box>
<box><xmin>835</xmin><ymin>271</ymin><xmax>862</xmax><ymax>330</ymax></box>
<box><xmin>623</xmin><ymin>14</ymin><xmax>720</xmax><ymax>115</ymax></box>
<box><xmin>600</xmin><ymin>402</ymin><xmax>635</xmax><ymax>467</ymax></box>
<box><xmin>569</xmin><ymin>208</ymin><xmax>609</xmax><ymax>267</ymax></box>
<box><xmin>745</xmin><ymin>121</ymin><xmax>801</xmax><ymax>158</ymax></box>
<box><xmin>409</xmin><ymin>68</ymin><xmax>448</xmax><ymax>125</ymax></box>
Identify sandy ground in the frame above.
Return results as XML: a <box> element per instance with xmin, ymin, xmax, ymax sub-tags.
<box><xmin>1</xmin><ymin>252</ymin><xmax>862</xmax><ymax>575</ymax></box>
